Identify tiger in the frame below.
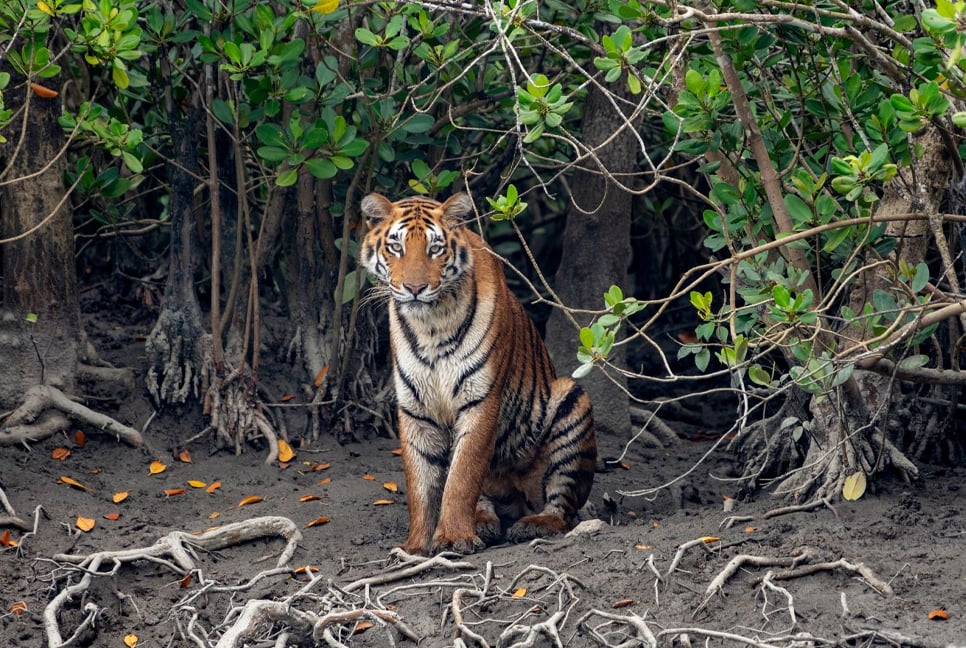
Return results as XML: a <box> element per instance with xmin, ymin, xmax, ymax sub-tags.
<box><xmin>360</xmin><ymin>192</ymin><xmax>597</xmax><ymax>555</ymax></box>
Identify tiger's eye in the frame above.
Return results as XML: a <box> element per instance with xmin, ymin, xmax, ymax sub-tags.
<box><xmin>387</xmin><ymin>242</ymin><xmax>403</xmax><ymax>255</ymax></box>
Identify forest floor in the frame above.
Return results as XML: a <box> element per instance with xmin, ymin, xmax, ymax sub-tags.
<box><xmin>1</xmin><ymin>308</ymin><xmax>965</xmax><ymax>647</ymax></box>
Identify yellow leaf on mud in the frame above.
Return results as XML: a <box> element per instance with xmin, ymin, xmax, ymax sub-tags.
<box><xmin>103</xmin><ymin>512</ymin><xmax>121</xmax><ymax>521</ymax></box>
<box><xmin>209</xmin><ymin>511</ymin><xmax>220</xmax><ymax>519</ymax></box>
<box><xmin>383</xmin><ymin>481</ymin><xmax>398</xmax><ymax>493</ymax></box>
<box><xmin>511</xmin><ymin>587</ymin><xmax>527</xmax><ymax>599</ymax></box>
<box><xmin>352</xmin><ymin>621</ymin><xmax>373</xmax><ymax>635</ymax></box>
<box><xmin>187</xmin><ymin>480</ymin><xmax>207</xmax><ymax>488</ymax></box>
<box><xmin>278</xmin><ymin>439</ymin><xmax>296</xmax><ymax>463</ymax></box>
<box><xmin>165</xmin><ymin>488</ymin><xmax>186</xmax><ymax>497</ymax></box>
<box><xmin>51</xmin><ymin>447</ymin><xmax>71</xmax><ymax>461</ymax></box>
<box><xmin>306</xmin><ymin>516</ymin><xmax>331</xmax><ymax>528</ymax></box>
<box><xmin>76</xmin><ymin>516</ymin><xmax>95</xmax><ymax>532</ymax></box>
<box><xmin>123</xmin><ymin>633</ymin><xmax>139</xmax><ymax>647</ymax></box>
<box><xmin>312</xmin><ymin>0</ymin><xmax>339</xmax><ymax>14</ymax></box>
<box><xmin>149</xmin><ymin>460</ymin><xmax>167</xmax><ymax>475</ymax></box>
<box><xmin>0</xmin><ymin>530</ymin><xmax>18</xmax><ymax>548</ymax></box>
<box><xmin>700</xmin><ymin>536</ymin><xmax>720</xmax><ymax>544</ymax></box>
<box><xmin>238</xmin><ymin>496</ymin><xmax>263</xmax><ymax>506</ymax></box>
<box><xmin>299</xmin><ymin>494</ymin><xmax>321</xmax><ymax>502</ymax></box>
<box><xmin>113</xmin><ymin>491</ymin><xmax>129</xmax><ymax>503</ymax></box>
<box><xmin>362</xmin><ymin>474</ymin><xmax>376</xmax><ymax>481</ymax></box>
<box><xmin>57</xmin><ymin>476</ymin><xmax>91</xmax><ymax>492</ymax></box>
<box><xmin>178</xmin><ymin>449</ymin><xmax>192</xmax><ymax>463</ymax></box>
<box><xmin>206</xmin><ymin>480</ymin><xmax>222</xmax><ymax>494</ymax></box>
<box><xmin>842</xmin><ymin>471</ymin><xmax>866</xmax><ymax>501</ymax></box>
<box><xmin>9</xmin><ymin>601</ymin><xmax>27</xmax><ymax>615</ymax></box>
<box><xmin>373</xmin><ymin>499</ymin><xmax>394</xmax><ymax>506</ymax></box>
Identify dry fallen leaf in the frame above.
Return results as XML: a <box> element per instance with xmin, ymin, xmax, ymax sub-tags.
<box><xmin>352</xmin><ymin>621</ymin><xmax>374</xmax><ymax>635</ymax></box>
<box><xmin>123</xmin><ymin>633</ymin><xmax>139</xmax><ymax>647</ymax></box>
<box><xmin>30</xmin><ymin>82</ymin><xmax>59</xmax><ymax>98</ymax></box>
<box><xmin>362</xmin><ymin>474</ymin><xmax>376</xmax><ymax>481</ymax></box>
<box><xmin>206</xmin><ymin>480</ymin><xmax>222</xmax><ymax>494</ymax></box>
<box><xmin>280</xmin><ymin>393</ymin><xmax>296</xmax><ymax>402</ymax></box>
<box><xmin>383</xmin><ymin>481</ymin><xmax>398</xmax><ymax>493</ymax></box>
<box><xmin>113</xmin><ymin>491</ymin><xmax>129</xmax><ymax>504</ymax></box>
<box><xmin>619</xmin><ymin>461</ymin><xmax>632</xmax><ymax>470</ymax></box>
<box><xmin>318</xmin><ymin>477</ymin><xmax>332</xmax><ymax>485</ymax></box>
<box><xmin>187</xmin><ymin>480</ymin><xmax>207</xmax><ymax>488</ymax></box>
<box><xmin>633</xmin><ymin>544</ymin><xmax>652</xmax><ymax>550</ymax></box>
<box><xmin>511</xmin><ymin>587</ymin><xmax>527</xmax><ymax>599</ymax></box>
<box><xmin>165</xmin><ymin>488</ymin><xmax>187</xmax><ymax>497</ymax></box>
<box><xmin>73</xmin><ymin>430</ymin><xmax>86</xmax><ymax>447</ymax></box>
<box><xmin>744</xmin><ymin>526</ymin><xmax>758</xmax><ymax>533</ymax></box>
<box><xmin>842</xmin><ymin>471</ymin><xmax>867</xmax><ymax>501</ymax></box>
<box><xmin>310</xmin><ymin>462</ymin><xmax>332</xmax><ymax>472</ymax></box>
<box><xmin>179</xmin><ymin>573</ymin><xmax>193</xmax><ymax>588</ymax></box>
<box><xmin>0</xmin><ymin>530</ymin><xmax>18</xmax><ymax>548</ymax></box>
<box><xmin>928</xmin><ymin>608</ymin><xmax>949</xmax><ymax>620</ymax></box>
<box><xmin>278</xmin><ymin>439</ymin><xmax>296</xmax><ymax>463</ymax></box>
<box><xmin>57</xmin><ymin>476</ymin><xmax>91</xmax><ymax>492</ymax></box>
<box><xmin>373</xmin><ymin>499</ymin><xmax>394</xmax><ymax>506</ymax></box>
<box><xmin>76</xmin><ymin>516</ymin><xmax>96</xmax><ymax>532</ymax></box>
<box><xmin>293</xmin><ymin>565</ymin><xmax>320</xmax><ymax>575</ymax></box>
<box><xmin>612</xmin><ymin>598</ymin><xmax>634</xmax><ymax>609</ymax></box>
<box><xmin>178</xmin><ymin>448</ymin><xmax>192</xmax><ymax>463</ymax></box>
<box><xmin>700</xmin><ymin>536</ymin><xmax>720</xmax><ymax>544</ymax></box>
<box><xmin>9</xmin><ymin>601</ymin><xmax>27</xmax><ymax>616</ymax></box>
<box><xmin>238</xmin><ymin>496</ymin><xmax>264</xmax><ymax>506</ymax></box>
<box><xmin>299</xmin><ymin>494</ymin><xmax>322</xmax><ymax>502</ymax></box>
<box><xmin>314</xmin><ymin>365</ymin><xmax>329</xmax><ymax>387</ymax></box>
<box><xmin>149</xmin><ymin>460</ymin><xmax>167</xmax><ymax>475</ymax></box>
<box><xmin>103</xmin><ymin>512</ymin><xmax>121</xmax><ymax>521</ymax></box>
<box><xmin>306</xmin><ymin>516</ymin><xmax>331</xmax><ymax>528</ymax></box>
<box><xmin>208</xmin><ymin>511</ymin><xmax>220</xmax><ymax>519</ymax></box>
<box><xmin>51</xmin><ymin>447</ymin><xmax>71</xmax><ymax>461</ymax></box>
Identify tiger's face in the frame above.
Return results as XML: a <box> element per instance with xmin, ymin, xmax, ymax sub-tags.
<box><xmin>360</xmin><ymin>193</ymin><xmax>474</xmax><ymax>306</ymax></box>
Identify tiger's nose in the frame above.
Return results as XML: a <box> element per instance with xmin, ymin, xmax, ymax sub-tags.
<box><xmin>404</xmin><ymin>283</ymin><xmax>428</xmax><ymax>296</ymax></box>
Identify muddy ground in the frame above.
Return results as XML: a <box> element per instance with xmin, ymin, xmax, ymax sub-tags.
<box><xmin>1</xmin><ymin>312</ymin><xmax>965</xmax><ymax>647</ymax></box>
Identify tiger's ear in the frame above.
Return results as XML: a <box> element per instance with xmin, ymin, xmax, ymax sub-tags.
<box><xmin>361</xmin><ymin>193</ymin><xmax>394</xmax><ymax>222</ymax></box>
<box><xmin>441</xmin><ymin>193</ymin><xmax>473</xmax><ymax>224</ymax></box>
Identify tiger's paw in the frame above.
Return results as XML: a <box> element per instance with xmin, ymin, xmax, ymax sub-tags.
<box><xmin>506</xmin><ymin>513</ymin><xmax>569</xmax><ymax>543</ymax></box>
<box><xmin>475</xmin><ymin>510</ymin><xmax>502</xmax><ymax>545</ymax></box>
<box><xmin>432</xmin><ymin>533</ymin><xmax>485</xmax><ymax>555</ymax></box>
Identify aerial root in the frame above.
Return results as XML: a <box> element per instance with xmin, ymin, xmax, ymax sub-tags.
<box><xmin>0</xmin><ymin>485</ymin><xmax>28</xmax><ymax>530</ymax></box>
<box><xmin>720</xmin><ymin>497</ymin><xmax>838</xmax><ymax>530</ymax></box>
<box><xmin>43</xmin><ymin>516</ymin><xmax>301</xmax><ymax>648</ymax></box>
<box><xmin>0</xmin><ymin>384</ymin><xmax>145</xmax><ymax>448</ymax></box>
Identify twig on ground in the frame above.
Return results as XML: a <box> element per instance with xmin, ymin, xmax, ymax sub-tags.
<box><xmin>768</xmin><ymin>558</ymin><xmax>894</xmax><ymax>595</ymax></box>
<box><xmin>666</xmin><ymin>537</ymin><xmax>717</xmax><ymax>579</ymax></box>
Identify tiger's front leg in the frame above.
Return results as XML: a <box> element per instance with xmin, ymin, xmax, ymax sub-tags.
<box><xmin>398</xmin><ymin>411</ymin><xmax>448</xmax><ymax>555</ymax></box>
<box><xmin>431</xmin><ymin>399</ymin><xmax>500</xmax><ymax>555</ymax></box>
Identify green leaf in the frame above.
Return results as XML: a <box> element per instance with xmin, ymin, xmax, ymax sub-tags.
<box><xmin>579</xmin><ymin>327</ymin><xmax>595</xmax><ymax>349</ymax></box>
<box><xmin>911</xmin><ymin>262</ymin><xmax>929</xmax><ymax>293</ymax></box>
<box><xmin>257</xmin><ymin>146</ymin><xmax>290</xmax><ymax>163</ymax></box>
<box><xmin>276</xmin><ymin>168</ymin><xmax>298</xmax><ymax>186</ymax></box>
<box><xmin>355</xmin><ymin>28</ymin><xmax>381</xmax><ymax>46</ymax></box>
<box><xmin>783</xmin><ymin>194</ymin><xmax>812</xmax><ymax>225</ymax></box>
<box><xmin>305</xmin><ymin>158</ymin><xmax>338</xmax><ymax>179</ymax></box>
<box><xmin>572</xmin><ymin>362</ymin><xmax>594</xmax><ymax>379</ymax></box>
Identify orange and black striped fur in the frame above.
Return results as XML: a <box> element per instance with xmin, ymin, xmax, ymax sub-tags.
<box><xmin>360</xmin><ymin>192</ymin><xmax>597</xmax><ymax>555</ymax></box>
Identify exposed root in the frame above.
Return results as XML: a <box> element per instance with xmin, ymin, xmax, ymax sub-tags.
<box><xmin>629</xmin><ymin>406</ymin><xmax>681</xmax><ymax>447</ymax></box>
<box><xmin>0</xmin><ymin>485</ymin><xmax>28</xmax><ymax>530</ymax></box>
<box><xmin>0</xmin><ymin>384</ymin><xmax>144</xmax><ymax>448</ymax></box>
<box><xmin>44</xmin><ymin>516</ymin><xmax>301</xmax><ymax>648</ymax></box>
<box><xmin>205</xmin><ymin>367</ymin><xmax>279</xmax><ymax>464</ymax></box>
<box><xmin>145</xmin><ymin>311</ymin><xmax>209</xmax><ymax>407</ymax></box>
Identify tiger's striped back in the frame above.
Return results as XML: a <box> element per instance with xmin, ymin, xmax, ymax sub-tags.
<box><xmin>361</xmin><ymin>192</ymin><xmax>596</xmax><ymax>555</ymax></box>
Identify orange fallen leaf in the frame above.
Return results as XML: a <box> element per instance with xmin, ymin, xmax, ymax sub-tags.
<box><xmin>306</xmin><ymin>516</ymin><xmax>331</xmax><ymax>528</ymax></box>
<box><xmin>700</xmin><ymin>536</ymin><xmax>720</xmax><ymax>544</ymax></box>
<box><xmin>178</xmin><ymin>449</ymin><xmax>192</xmax><ymax>463</ymax></box>
<box><xmin>299</xmin><ymin>494</ymin><xmax>322</xmax><ymax>502</ymax></box>
<box><xmin>165</xmin><ymin>488</ymin><xmax>186</xmax><ymax>497</ymax></box>
<box><xmin>52</xmin><ymin>447</ymin><xmax>71</xmax><ymax>461</ymax></box>
<box><xmin>373</xmin><ymin>499</ymin><xmax>394</xmax><ymax>506</ymax></box>
<box><xmin>390</xmin><ymin>448</ymin><xmax>403</xmax><ymax>456</ymax></box>
<box><xmin>383</xmin><ymin>481</ymin><xmax>398</xmax><ymax>493</ymax></box>
<box><xmin>612</xmin><ymin>598</ymin><xmax>634</xmax><ymax>609</ymax></box>
<box><xmin>511</xmin><ymin>587</ymin><xmax>527</xmax><ymax>599</ymax></box>
<box><xmin>149</xmin><ymin>460</ymin><xmax>167</xmax><ymax>475</ymax></box>
<box><xmin>318</xmin><ymin>477</ymin><xmax>332</xmax><ymax>485</ymax></box>
<box><xmin>179</xmin><ymin>573</ymin><xmax>193</xmax><ymax>588</ymax></box>
<box><xmin>652</xmin><ymin>522</ymin><xmax>661</xmax><ymax>528</ymax></box>
<box><xmin>620</xmin><ymin>461</ymin><xmax>631</xmax><ymax>470</ymax></box>
<box><xmin>103</xmin><ymin>512</ymin><xmax>121</xmax><ymax>521</ymax></box>
<box><xmin>206</xmin><ymin>480</ymin><xmax>222</xmax><ymax>494</ymax></box>
<box><xmin>928</xmin><ymin>608</ymin><xmax>949</xmax><ymax>620</ymax></box>
<box><xmin>89</xmin><ymin>468</ymin><xmax>102</xmax><ymax>475</ymax></box>
<box><xmin>57</xmin><ymin>476</ymin><xmax>91</xmax><ymax>492</ymax></box>
<box><xmin>634</xmin><ymin>544</ymin><xmax>652</xmax><ymax>550</ymax></box>
<box><xmin>0</xmin><ymin>530</ymin><xmax>18</xmax><ymax>548</ymax></box>
<box><xmin>30</xmin><ymin>82</ymin><xmax>58</xmax><ymax>98</ymax></box>
<box><xmin>238</xmin><ymin>496</ymin><xmax>263</xmax><ymax>506</ymax></box>
<box><xmin>310</xmin><ymin>462</ymin><xmax>331</xmax><ymax>472</ymax></box>
<box><xmin>744</xmin><ymin>526</ymin><xmax>758</xmax><ymax>533</ymax></box>
<box><xmin>9</xmin><ymin>601</ymin><xmax>27</xmax><ymax>616</ymax></box>
<box><xmin>280</xmin><ymin>393</ymin><xmax>296</xmax><ymax>402</ymax></box>
<box><xmin>314</xmin><ymin>365</ymin><xmax>329</xmax><ymax>387</ymax></box>
<box><xmin>187</xmin><ymin>480</ymin><xmax>207</xmax><ymax>488</ymax></box>
<box><xmin>352</xmin><ymin>621</ymin><xmax>374</xmax><ymax>635</ymax></box>
<box><xmin>113</xmin><ymin>491</ymin><xmax>129</xmax><ymax>504</ymax></box>
<box><xmin>73</xmin><ymin>430</ymin><xmax>86</xmax><ymax>447</ymax></box>
<box><xmin>123</xmin><ymin>633</ymin><xmax>139</xmax><ymax>647</ymax></box>
<box><xmin>293</xmin><ymin>565</ymin><xmax>320</xmax><ymax>575</ymax></box>
<box><xmin>76</xmin><ymin>516</ymin><xmax>95</xmax><ymax>532</ymax></box>
<box><xmin>362</xmin><ymin>474</ymin><xmax>376</xmax><ymax>481</ymax></box>
<box><xmin>278</xmin><ymin>439</ymin><xmax>296</xmax><ymax>463</ymax></box>
<box><xmin>208</xmin><ymin>511</ymin><xmax>220</xmax><ymax>519</ymax></box>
